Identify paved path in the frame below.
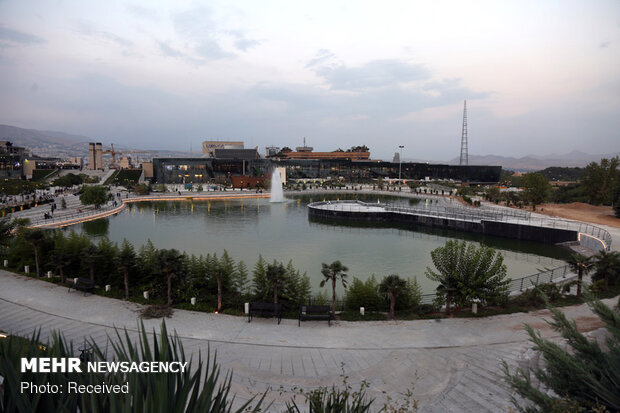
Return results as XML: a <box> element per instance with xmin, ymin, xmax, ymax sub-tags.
<box><xmin>1</xmin><ymin>270</ymin><xmax>614</xmax><ymax>412</ymax></box>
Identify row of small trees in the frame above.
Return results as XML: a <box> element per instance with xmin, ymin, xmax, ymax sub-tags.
<box><xmin>0</xmin><ymin>220</ymin><xmax>313</xmax><ymax>313</ymax></box>
<box><xmin>1</xmin><ymin>219</ymin><xmax>431</xmax><ymax>317</ymax></box>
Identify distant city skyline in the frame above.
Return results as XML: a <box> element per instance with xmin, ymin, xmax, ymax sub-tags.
<box><xmin>0</xmin><ymin>1</ymin><xmax>618</xmax><ymax>160</ymax></box>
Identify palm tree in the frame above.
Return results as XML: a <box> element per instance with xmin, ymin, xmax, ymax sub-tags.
<box><xmin>593</xmin><ymin>250</ymin><xmax>620</xmax><ymax>291</ymax></box>
<box><xmin>23</xmin><ymin>229</ymin><xmax>46</xmax><ymax>278</ymax></box>
<box><xmin>567</xmin><ymin>253</ymin><xmax>594</xmax><ymax>297</ymax></box>
<box><xmin>266</xmin><ymin>262</ymin><xmax>286</xmax><ymax>305</ymax></box>
<box><xmin>158</xmin><ymin>249</ymin><xmax>183</xmax><ymax>306</ymax></box>
<box><xmin>118</xmin><ymin>239</ymin><xmax>136</xmax><ymax>300</ymax></box>
<box><xmin>379</xmin><ymin>274</ymin><xmax>407</xmax><ymax>320</ymax></box>
<box><xmin>320</xmin><ymin>261</ymin><xmax>349</xmax><ymax>315</ymax></box>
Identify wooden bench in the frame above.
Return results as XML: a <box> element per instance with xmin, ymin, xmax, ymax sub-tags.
<box><xmin>299</xmin><ymin>305</ymin><xmax>333</xmax><ymax>326</ymax></box>
<box><xmin>67</xmin><ymin>277</ymin><xmax>95</xmax><ymax>296</ymax></box>
<box><xmin>248</xmin><ymin>302</ymin><xmax>282</xmax><ymax>324</ymax></box>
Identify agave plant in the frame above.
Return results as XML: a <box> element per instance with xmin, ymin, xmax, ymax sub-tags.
<box><xmin>0</xmin><ymin>322</ymin><xmax>266</xmax><ymax>413</ymax></box>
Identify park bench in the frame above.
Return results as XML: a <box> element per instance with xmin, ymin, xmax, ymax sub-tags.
<box><xmin>298</xmin><ymin>305</ymin><xmax>333</xmax><ymax>327</ymax></box>
<box><xmin>248</xmin><ymin>302</ymin><xmax>282</xmax><ymax>324</ymax></box>
<box><xmin>67</xmin><ymin>277</ymin><xmax>95</xmax><ymax>296</ymax></box>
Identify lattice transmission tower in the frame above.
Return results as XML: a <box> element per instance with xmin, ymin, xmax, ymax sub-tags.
<box><xmin>459</xmin><ymin>100</ymin><xmax>468</xmax><ymax>166</ymax></box>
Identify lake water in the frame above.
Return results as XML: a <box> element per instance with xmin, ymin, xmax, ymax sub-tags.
<box><xmin>74</xmin><ymin>194</ymin><xmax>569</xmax><ymax>294</ymax></box>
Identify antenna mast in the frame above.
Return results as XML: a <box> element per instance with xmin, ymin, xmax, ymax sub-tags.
<box><xmin>459</xmin><ymin>100</ymin><xmax>468</xmax><ymax>166</ymax></box>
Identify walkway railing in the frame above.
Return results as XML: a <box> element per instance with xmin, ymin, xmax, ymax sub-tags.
<box><xmin>310</xmin><ymin>200</ymin><xmax>612</xmax><ymax>251</ymax></box>
<box><xmin>418</xmin><ymin>264</ymin><xmax>574</xmax><ymax>305</ymax></box>
<box><xmin>27</xmin><ymin>203</ymin><xmax>123</xmax><ymax>227</ymax></box>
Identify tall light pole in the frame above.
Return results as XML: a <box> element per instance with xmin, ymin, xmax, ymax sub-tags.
<box><xmin>398</xmin><ymin>145</ymin><xmax>404</xmax><ymax>186</ymax></box>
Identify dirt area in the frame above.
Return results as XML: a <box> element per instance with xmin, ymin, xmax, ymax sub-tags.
<box><xmin>535</xmin><ymin>202</ymin><xmax>620</xmax><ymax>228</ymax></box>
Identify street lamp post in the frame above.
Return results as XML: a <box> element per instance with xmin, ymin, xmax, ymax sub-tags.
<box><xmin>398</xmin><ymin>145</ymin><xmax>404</xmax><ymax>186</ymax></box>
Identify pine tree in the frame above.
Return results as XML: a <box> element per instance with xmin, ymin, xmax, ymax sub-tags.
<box><xmin>252</xmin><ymin>255</ymin><xmax>269</xmax><ymax>301</ymax></box>
<box><xmin>504</xmin><ymin>297</ymin><xmax>620</xmax><ymax>412</ymax></box>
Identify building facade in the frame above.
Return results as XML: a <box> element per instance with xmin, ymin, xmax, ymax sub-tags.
<box><xmin>152</xmin><ymin>157</ymin><xmax>501</xmax><ymax>185</ymax></box>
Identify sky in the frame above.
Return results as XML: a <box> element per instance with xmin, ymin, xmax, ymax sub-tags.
<box><xmin>0</xmin><ymin>0</ymin><xmax>618</xmax><ymax>161</ymax></box>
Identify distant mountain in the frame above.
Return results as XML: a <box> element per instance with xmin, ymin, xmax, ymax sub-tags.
<box><xmin>0</xmin><ymin>124</ymin><xmax>191</xmax><ymax>160</ymax></box>
<box><xmin>0</xmin><ymin>124</ymin><xmax>93</xmax><ymax>158</ymax></box>
<box><xmin>447</xmin><ymin>151</ymin><xmax>620</xmax><ymax>171</ymax></box>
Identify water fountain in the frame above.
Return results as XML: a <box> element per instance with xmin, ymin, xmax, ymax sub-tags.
<box><xmin>270</xmin><ymin>169</ymin><xmax>284</xmax><ymax>203</ymax></box>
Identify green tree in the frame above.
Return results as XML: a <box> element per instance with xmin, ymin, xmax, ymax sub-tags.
<box><xmin>82</xmin><ymin>244</ymin><xmax>100</xmax><ymax>283</ymax></box>
<box><xmin>217</xmin><ymin>250</ymin><xmax>237</xmax><ymax>311</ymax></box>
<box><xmin>593</xmin><ymin>250</ymin><xmax>620</xmax><ymax>291</ymax></box>
<box><xmin>284</xmin><ymin>260</ymin><xmax>311</xmax><ymax>308</ymax></box>
<box><xmin>613</xmin><ymin>181</ymin><xmax>620</xmax><ymax>218</ymax></box>
<box><xmin>50</xmin><ymin>232</ymin><xmax>70</xmax><ymax>284</ymax></box>
<box><xmin>581</xmin><ymin>156</ymin><xmax>619</xmax><ymax>205</ymax></box>
<box><xmin>52</xmin><ymin>173</ymin><xmax>83</xmax><ymax>187</ymax></box>
<box><xmin>345</xmin><ymin>276</ymin><xmax>382</xmax><ymax>312</ymax></box>
<box><xmin>252</xmin><ymin>255</ymin><xmax>270</xmax><ymax>301</ymax></box>
<box><xmin>118</xmin><ymin>239</ymin><xmax>137</xmax><ymax>299</ymax></box>
<box><xmin>79</xmin><ymin>185</ymin><xmax>108</xmax><ymax>208</ymax></box>
<box><xmin>377</xmin><ymin>176</ymin><xmax>384</xmax><ymax>190</ymax></box>
<box><xmin>566</xmin><ymin>253</ymin><xmax>594</xmax><ymax>298</ymax></box>
<box><xmin>23</xmin><ymin>229</ymin><xmax>46</xmax><ymax>278</ymax></box>
<box><xmin>425</xmin><ymin>241</ymin><xmax>509</xmax><ymax>315</ymax></box>
<box><xmin>234</xmin><ymin>260</ymin><xmax>249</xmax><ymax>297</ymax></box>
<box><xmin>133</xmin><ymin>184</ymin><xmax>150</xmax><ymax>195</ymax></box>
<box><xmin>320</xmin><ymin>261</ymin><xmax>349</xmax><ymax>314</ymax></box>
<box><xmin>158</xmin><ymin>249</ymin><xmax>184</xmax><ymax>306</ymax></box>
<box><xmin>137</xmin><ymin>239</ymin><xmax>158</xmax><ymax>287</ymax></box>
<box><xmin>503</xmin><ymin>297</ymin><xmax>620</xmax><ymax>412</ymax></box>
<box><xmin>266</xmin><ymin>262</ymin><xmax>286</xmax><ymax>305</ymax></box>
<box><xmin>0</xmin><ymin>218</ymin><xmax>16</xmax><ymax>250</ymax></box>
<box><xmin>379</xmin><ymin>274</ymin><xmax>407</xmax><ymax>320</ymax></box>
<box><xmin>96</xmin><ymin>237</ymin><xmax>119</xmax><ymax>286</ymax></box>
<box><xmin>521</xmin><ymin>172</ymin><xmax>551</xmax><ymax>208</ymax></box>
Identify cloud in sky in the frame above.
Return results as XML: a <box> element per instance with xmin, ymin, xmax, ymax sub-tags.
<box><xmin>315</xmin><ymin>59</ymin><xmax>430</xmax><ymax>90</ymax></box>
<box><xmin>0</xmin><ymin>25</ymin><xmax>44</xmax><ymax>45</ymax></box>
<box><xmin>0</xmin><ymin>0</ymin><xmax>618</xmax><ymax>160</ymax></box>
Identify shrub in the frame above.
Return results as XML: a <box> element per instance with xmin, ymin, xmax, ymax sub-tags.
<box><xmin>345</xmin><ymin>276</ymin><xmax>382</xmax><ymax>311</ymax></box>
<box><xmin>509</xmin><ymin>283</ymin><xmax>562</xmax><ymax>308</ymax></box>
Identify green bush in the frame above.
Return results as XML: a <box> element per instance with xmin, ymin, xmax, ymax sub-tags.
<box><xmin>509</xmin><ymin>283</ymin><xmax>562</xmax><ymax>308</ymax></box>
<box><xmin>53</xmin><ymin>173</ymin><xmax>83</xmax><ymax>187</ymax></box>
<box><xmin>345</xmin><ymin>276</ymin><xmax>382</xmax><ymax>311</ymax></box>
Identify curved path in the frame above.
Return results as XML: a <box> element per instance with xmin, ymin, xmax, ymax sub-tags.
<box><xmin>1</xmin><ymin>270</ymin><xmax>613</xmax><ymax>412</ymax></box>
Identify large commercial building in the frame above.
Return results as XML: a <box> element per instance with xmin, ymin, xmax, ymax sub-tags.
<box><xmin>0</xmin><ymin>141</ymin><xmax>26</xmax><ymax>178</ymax></box>
<box><xmin>152</xmin><ymin>157</ymin><xmax>501</xmax><ymax>185</ymax></box>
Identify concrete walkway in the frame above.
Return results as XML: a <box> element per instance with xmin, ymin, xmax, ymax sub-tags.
<box><xmin>1</xmin><ymin>270</ymin><xmax>615</xmax><ymax>412</ymax></box>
